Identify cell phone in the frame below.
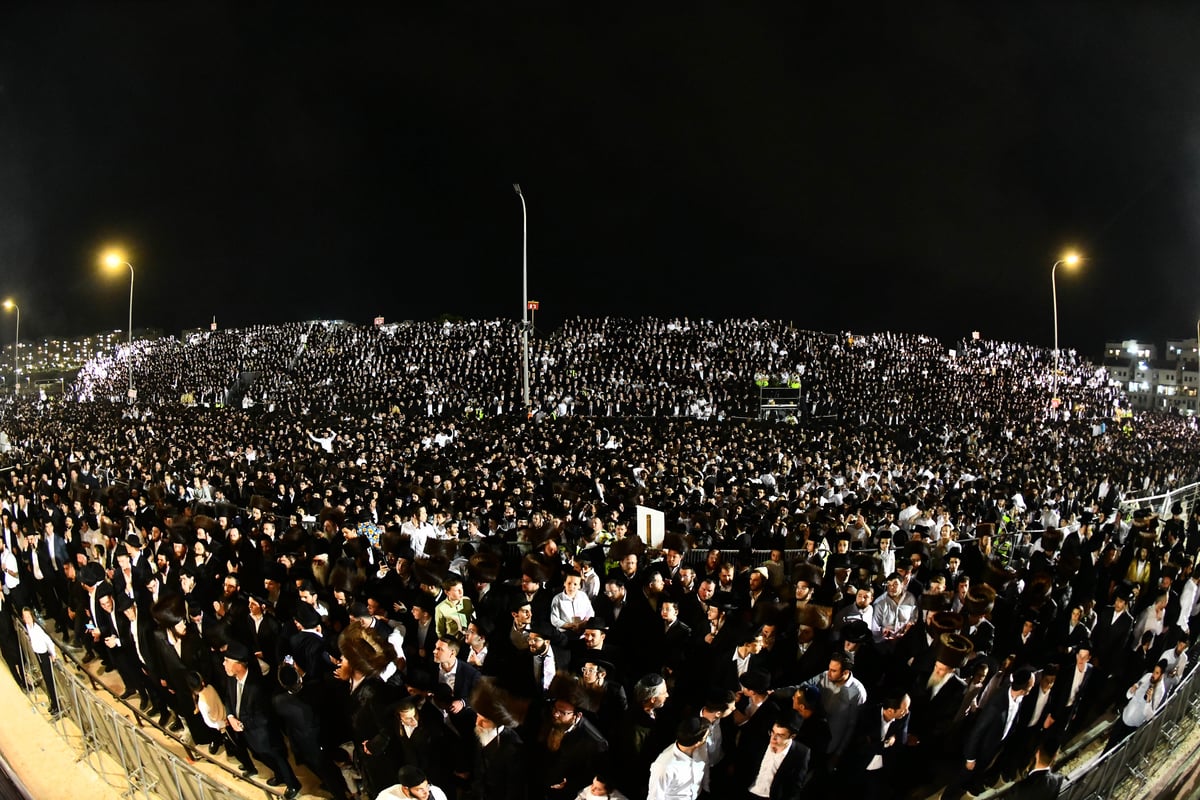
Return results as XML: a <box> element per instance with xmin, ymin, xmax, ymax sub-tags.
<box><xmin>284</xmin><ymin>655</ymin><xmax>294</xmax><ymax>665</ymax></box>
<box><xmin>85</xmin><ymin>622</ymin><xmax>97</xmax><ymax>632</ymax></box>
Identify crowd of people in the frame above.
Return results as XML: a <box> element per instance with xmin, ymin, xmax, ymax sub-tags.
<box><xmin>0</xmin><ymin>316</ymin><xmax>1199</xmax><ymax>800</ymax></box>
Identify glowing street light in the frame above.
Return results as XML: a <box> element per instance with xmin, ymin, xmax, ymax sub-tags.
<box><xmin>2</xmin><ymin>299</ymin><xmax>17</xmax><ymax>396</ymax></box>
<box><xmin>101</xmin><ymin>249</ymin><xmax>136</xmax><ymax>400</ymax></box>
<box><xmin>1051</xmin><ymin>251</ymin><xmax>1082</xmax><ymax>403</ymax></box>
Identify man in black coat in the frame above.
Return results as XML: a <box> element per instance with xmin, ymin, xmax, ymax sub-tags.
<box><xmin>1009</xmin><ymin>738</ymin><xmax>1066</xmax><ymax>800</ymax></box>
<box><xmin>847</xmin><ymin>693</ymin><xmax>910</xmax><ymax>800</ymax></box>
<box><xmin>533</xmin><ymin>674</ymin><xmax>609</xmax><ymax>800</ymax></box>
<box><xmin>737</xmin><ymin>710</ymin><xmax>812</xmax><ymax>800</ymax></box>
<box><xmin>223</xmin><ymin>642</ymin><xmax>301</xmax><ymax>798</ymax></box>
<box><xmin>468</xmin><ymin>678</ymin><xmax>527</xmax><ymax>800</ymax></box>
<box><xmin>944</xmin><ymin>667</ymin><xmax>1034</xmax><ymax>800</ymax></box>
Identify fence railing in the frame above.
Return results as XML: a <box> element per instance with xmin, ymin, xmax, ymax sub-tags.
<box><xmin>1054</xmin><ymin>648</ymin><xmax>1200</xmax><ymax>799</ymax></box>
<box><xmin>1119</xmin><ymin>480</ymin><xmax>1200</xmax><ymax>525</ymax></box>
<box><xmin>14</xmin><ymin>620</ymin><xmax>257</xmax><ymax>800</ymax></box>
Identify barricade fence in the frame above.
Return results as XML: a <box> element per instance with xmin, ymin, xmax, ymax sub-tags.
<box><xmin>14</xmin><ymin>620</ymin><xmax>250</xmax><ymax>800</ymax></box>
<box><xmin>1048</xmin><ymin>645</ymin><xmax>1200</xmax><ymax>799</ymax></box>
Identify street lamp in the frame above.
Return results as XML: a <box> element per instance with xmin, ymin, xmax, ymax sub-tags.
<box><xmin>513</xmin><ymin>184</ymin><xmax>530</xmax><ymax>408</ymax></box>
<box><xmin>1051</xmin><ymin>251</ymin><xmax>1082</xmax><ymax>403</ymax></box>
<box><xmin>2</xmin><ymin>299</ymin><xmax>17</xmax><ymax>396</ymax></box>
<box><xmin>102</xmin><ymin>250</ymin><xmax>136</xmax><ymax>400</ymax></box>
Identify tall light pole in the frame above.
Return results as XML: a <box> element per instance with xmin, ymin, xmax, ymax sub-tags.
<box><xmin>513</xmin><ymin>184</ymin><xmax>530</xmax><ymax>408</ymax></box>
<box><xmin>2</xmin><ymin>299</ymin><xmax>18</xmax><ymax>396</ymax></box>
<box><xmin>1051</xmin><ymin>251</ymin><xmax>1082</xmax><ymax>403</ymax></box>
<box><xmin>102</xmin><ymin>250</ymin><xmax>136</xmax><ymax>400</ymax></box>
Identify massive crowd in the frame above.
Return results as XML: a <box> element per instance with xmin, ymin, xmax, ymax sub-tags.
<box><xmin>1</xmin><ymin>317</ymin><xmax>1199</xmax><ymax>800</ymax></box>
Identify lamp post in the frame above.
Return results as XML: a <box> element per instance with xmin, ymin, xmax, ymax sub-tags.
<box><xmin>2</xmin><ymin>299</ymin><xmax>17</xmax><ymax>396</ymax></box>
<box><xmin>102</xmin><ymin>251</ymin><xmax>136</xmax><ymax>400</ymax></box>
<box><xmin>1051</xmin><ymin>251</ymin><xmax>1081</xmax><ymax>403</ymax></box>
<box><xmin>513</xmin><ymin>184</ymin><xmax>530</xmax><ymax>408</ymax></box>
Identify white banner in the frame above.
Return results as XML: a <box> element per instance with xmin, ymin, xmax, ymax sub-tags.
<box><xmin>637</xmin><ymin>505</ymin><xmax>665</xmax><ymax>548</ymax></box>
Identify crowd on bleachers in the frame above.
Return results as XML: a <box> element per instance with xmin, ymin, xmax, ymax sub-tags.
<box><xmin>1</xmin><ymin>317</ymin><xmax>1199</xmax><ymax>800</ymax></box>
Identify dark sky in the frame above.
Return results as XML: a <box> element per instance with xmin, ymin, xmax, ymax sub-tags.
<box><xmin>2</xmin><ymin>4</ymin><xmax>1199</xmax><ymax>358</ymax></box>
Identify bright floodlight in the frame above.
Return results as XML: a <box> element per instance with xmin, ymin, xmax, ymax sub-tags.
<box><xmin>1</xmin><ymin>299</ymin><xmax>12</xmax><ymax>311</ymax></box>
<box><xmin>1063</xmin><ymin>252</ymin><xmax>1081</xmax><ymax>267</ymax></box>
<box><xmin>102</xmin><ymin>250</ymin><xmax>126</xmax><ymax>269</ymax></box>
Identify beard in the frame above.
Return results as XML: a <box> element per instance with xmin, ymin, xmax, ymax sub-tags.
<box><xmin>475</xmin><ymin>726</ymin><xmax>499</xmax><ymax>747</ymax></box>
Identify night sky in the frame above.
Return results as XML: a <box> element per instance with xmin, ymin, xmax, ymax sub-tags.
<box><xmin>2</xmin><ymin>4</ymin><xmax>1199</xmax><ymax>358</ymax></box>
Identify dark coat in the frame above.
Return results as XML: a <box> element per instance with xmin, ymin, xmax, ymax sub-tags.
<box><xmin>962</xmin><ymin>687</ymin><xmax>1018</xmax><ymax>769</ymax></box>
<box><xmin>738</xmin><ymin>737</ymin><xmax>812</xmax><ymax>800</ymax></box>
<box><xmin>472</xmin><ymin>726</ymin><xmax>526</xmax><ymax>800</ymax></box>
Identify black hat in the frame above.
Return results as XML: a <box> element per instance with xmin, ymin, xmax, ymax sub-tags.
<box><xmin>124</xmin><ymin>533</ymin><xmax>143</xmax><ymax>549</ymax></box>
<box><xmin>662</xmin><ymin>532</ymin><xmax>689</xmax><ymax>554</ymax></box>
<box><xmin>933</xmin><ymin>632</ymin><xmax>974</xmax><ymax>669</ymax></box>
<box><xmin>115</xmin><ymin>592</ymin><xmax>136</xmax><ymax>613</ymax></box>
<box><xmin>529</xmin><ymin>620</ymin><xmax>555</xmax><ymax>639</ymax></box>
<box><xmin>409</xmin><ymin>592</ymin><xmax>437</xmax><ymax>615</ymax></box>
<box><xmin>224</xmin><ymin>641</ymin><xmax>252</xmax><ymax>664</ymax></box>
<box><xmin>294</xmin><ymin>603</ymin><xmax>323</xmax><ymax>629</ymax></box>
<box><xmin>470</xmin><ymin>677</ymin><xmax>520</xmax><ymax>727</ymax></box>
<box><xmin>583</xmin><ymin>657</ymin><xmax>614</xmax><ymax>676</ymax></box>
<box><xmin>739</xmin><ymin>669</ymin><xmax>771</xmax><ymax>694</ymax></box>
<box><xmin>841</xmin><ymin>619</ymin><xmax>872</xmax><ymax>644</ymax></box>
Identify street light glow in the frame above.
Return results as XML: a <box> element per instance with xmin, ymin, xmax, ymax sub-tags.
<box><xmin>1063</xmin><ymin>251</ymin><xmax>1081</xmax><ymax>267</ymax></box>
<box><xmin>102</xmin><ymin>249</ymin><xmax>127</xmax><ymax>269</ymax></box>
<box><xmin>2</xmin><ymin>299</ymin><xmax>13</xmax><ymax>311</ymax></box>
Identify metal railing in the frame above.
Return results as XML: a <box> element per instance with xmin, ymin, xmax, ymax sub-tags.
<box><xmin>14</xmin><ymin>620</ymin><xmax>254</xmax><ymax>800</ymax></box>
<box><xmin>1054</xmin><ymin>651</ymin><xmax>1200</xmax><ymax>799</ymax></box>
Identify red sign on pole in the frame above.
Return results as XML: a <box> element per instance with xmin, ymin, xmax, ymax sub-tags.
<box><xmin>527</xmin><ymin>301</ymin><xmax>540</xmax><ymax>311</ymax></box>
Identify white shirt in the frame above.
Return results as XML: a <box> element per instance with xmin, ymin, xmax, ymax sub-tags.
<box><xmin>1027</xmin><ymin>685</ymin><xmax>1052</xmax><ymax>728</ymax></box>
<box><xmin>749</xmin><ymin>740</ymin><xmax>791</xmax><ymax>796</ymax></box>
<box><xmin>550</xmin><ymin>591</ymin><xmax>595</xmax><ymax>630</ymax></box>
<box><xmin>647</xmin><ymin>744</ymin><xmax>705</xmax><ymax>800</ymax></box>
<box><xmin>25</xmin><ymin>620</ymin><xmax>55</xmax><ymax>656</ymax></box>
<box><xmin>1066</xmin><ymin>664</ymin><xmax>1087</xmax><ymax>707</ymax></box>
<box><xmin>375</xmin><ymin>784</ymin><xmax>449</xmax><ymax>800</ymax></box>
<box><xmin>1</xmin><ymin>549</ymin><xmax>20</xmax><ymax>591</ymax></box>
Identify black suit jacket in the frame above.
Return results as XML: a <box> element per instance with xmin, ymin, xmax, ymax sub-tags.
<box><xmin>440</xmin><ymin>657</ymin><xmax>481</xmax><ymax>703</ymax></box>
<box><xmin>848</xmin><ymin>703</ymin><xmax>909</xmax><ymax>772</ymax></box>
<box><xmin>1090</xmin><ymin>607</ymin><xmax>1133</xmax><ymax>674</ymax></box>
<box><xmin>962</xmin><ymin>687</ymin><xmax>1017</xmax><ymax>768</ymax></box>
<box><xmin>740</xmin><ymin>738</ymin><xmax>811</xmax><ymax>800</ymax></box>
<box><xmin>227</xmin><ymin>667</ymin><xmax>286</xmax><ymax>754</ymax></box>
<box><xmin>473</xmin><ymin>726</ymin><xmax>526</xmax><ymax>800</ymax></box>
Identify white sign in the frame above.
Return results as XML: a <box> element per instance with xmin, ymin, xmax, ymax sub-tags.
<box><xmin>637</xmin><ymin>505</ymin><xmax>665</xmax><ymax>548</ymax></box>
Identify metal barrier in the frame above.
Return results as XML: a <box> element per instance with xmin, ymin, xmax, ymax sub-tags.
<box><xmin>1120</xmin><ymin>480</ymin><xmax>1200</xmax><ymax>525</ymax></box>
<box><xmin>14</xmin><ymin>619</ymin><xmax>253</xmax><ymax>800</ymax></box>
<box><xmin>1053</xmin><ymin>654</ymin><xmax>1200</xmax><ymax>800</ymax></box>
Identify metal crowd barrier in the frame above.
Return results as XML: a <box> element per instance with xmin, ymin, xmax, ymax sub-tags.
<box><xmin>14</xmin><ymin>619</ymin><xmax>252</xmax><ymax>800</ymax></box>
<box><xmin>1050</xmin><ymin>652</ymin><xmax>1200</xmax><ymax>800</ymax></box>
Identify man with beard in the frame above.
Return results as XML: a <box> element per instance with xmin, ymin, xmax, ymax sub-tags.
<box><xmin>377</xmin><ymin>765</ymin><xmax>451</xmax><ymax>800</ymax></box>
<box><xmin>580</xmin><ymin>657</ymin><xmax>628</xmax><ymax>739</ymax></box>
<box><xmin>1105</xmin><ymin>660</ymin><xmax>1169</xmax><ymax>752</ymax></box>
<box><xmin>906</xmin><ymin>633</ymin><xmax>971</xmax><ymax>784</ymax></box>
<box><xmin>467</xmin><ymin>678</ymin><xmax>526</xmax><ymax>800</ymax></box>
<box><xmin>804</xmin><ymin>650</ymin><xmax>868</xmax><ymax>769</ymax></box>
<box><xmin>615</xmin><ymin>674</ymin><xmax>677</xmax><ymax>799</ymax></box>
<box><xmin>533</xmin><ymin>673</ymin><xmax>609</xmax><ymax>800</ymax></box>
<box><xmin>386</xmin><ymin>697</ymin><xmax>454</xmax><ymax>793</ymax></box>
